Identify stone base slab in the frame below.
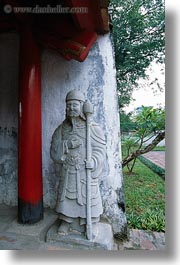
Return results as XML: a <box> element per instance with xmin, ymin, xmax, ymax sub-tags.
<box><xmin>46</xmin><ymin>220</ymin><xmax>114</xmax><ymax>250</ymax></box>
<box><xmin>6</xmin><ymin>209</ymin><xmax>58</xmax><ymax>240</ymax></box>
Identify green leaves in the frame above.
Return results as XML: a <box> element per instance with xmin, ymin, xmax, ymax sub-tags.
<box><xmin>127</xmin><ymin>209</ymin><xmax>165</xmax><ymax>232</ymax></box>
<box><xmin>120</xmin><ymin>111</ymin><xmax>136</xmax><ymax>133</ymax></box>
<box><xmin>110</xmin><ymin>0</ymin><xmax>165</xmax><ymax>109</ymax></box>
<box><xmin>134</xmin><ymin>106</ymin><xmax>165</xmax><ymax>137</ymax></box>
<box><xmin>122</xmin><ymin>106</ymin><xmax>165</xmax><ymax>171</ymax></box>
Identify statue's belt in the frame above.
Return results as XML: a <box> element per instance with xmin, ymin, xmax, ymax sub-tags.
<box><xmin>64</xmin><ymin>154</ymin><xmax>85</xmax><ymax>169</ymax></box>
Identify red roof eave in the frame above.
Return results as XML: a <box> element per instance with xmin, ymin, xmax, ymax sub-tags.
<box><xmin>0</xmin><ymin>0</ymin><xmax>110</xmax><ymax>62</ymax></box>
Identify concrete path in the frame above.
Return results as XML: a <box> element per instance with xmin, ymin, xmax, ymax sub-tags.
<box><xmin>118</xmin><ymin>229</ymin><xmax>165</xmax><ymax>250</ymax></box>
<box><xmin>0</xmin><ymin>205</ymin><xmax>165</xmax><ymax>251</ymax></box>
<box><xmin>141</xmin><ymin>151</ymin><xmax>165</xmax><ymax>169</ymax></box>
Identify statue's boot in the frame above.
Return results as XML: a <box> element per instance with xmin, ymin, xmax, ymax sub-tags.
<box><xmin>58</xmin><ymin>221</ymin><xmax>69</xmax><ymax>236</ymax></box>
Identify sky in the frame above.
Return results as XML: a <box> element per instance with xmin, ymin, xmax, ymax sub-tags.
<box><xmin>124</xmin><ymin>61</ymin><xmax>165</xmax><ymax>113</ymax></box>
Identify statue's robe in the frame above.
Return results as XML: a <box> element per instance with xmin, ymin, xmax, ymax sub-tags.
<box><xmin>50</xmin><ymin>117</ymin><xmax>106</xmax><ymax>223</ymax></box>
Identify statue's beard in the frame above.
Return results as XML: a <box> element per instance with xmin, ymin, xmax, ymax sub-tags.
<box><xmin>67</xmin><ymin>115</ymin><xmax>80</xmax><ymax>126</ymax></box>
<box><xmin>67</xmin><ymin>112</ymin><xmax>79</xmax><ymax>118</ymax></box>
<box><xmin>66</xmin><ymin>112</ymin><xmax>86</xmax><ymax>122</ymax></box>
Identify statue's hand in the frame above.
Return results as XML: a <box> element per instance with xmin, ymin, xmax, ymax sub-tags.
<box><xmin>68</xmin><ymin>137</ymin><xmax>82</xmax><ymax>149</ymax></box>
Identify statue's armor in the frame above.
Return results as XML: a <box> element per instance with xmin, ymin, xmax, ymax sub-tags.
<box><xmin>50</xmin><ymin>117</ymin><xmax>106</xmax><ymax>221</ymax></box>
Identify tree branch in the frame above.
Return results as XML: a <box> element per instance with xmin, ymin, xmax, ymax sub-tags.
<box><xmin>122</xmin><ymin>131</ymin><xmax>165</xmax><ymax>167</ymax></box>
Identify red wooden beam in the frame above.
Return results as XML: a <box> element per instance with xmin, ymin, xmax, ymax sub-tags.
<box><xmin>89</xmin><ymin>0</ymin><xmax>110</xmax><ymax>33</ymax></box>
<box><xmin>18</xmin><ymin>25</ymin><xmax>43</xmax><ymax>224</ymax></box>
<box><xmin>65</xmin><ymin>0</ymin><xmax>109</xmax><ymax>34</ymax></box>
<box><xmin>65</xmin><ymin>0</ymin><xmax>94</xmax><ymax>31</ymax></box>
<box><xmin>36</xmin><ymin>29</ymin><xmax>97</xmax><ymax>62</ymax></box>
<box><xmin>34</xmin><ymin>14</ymin><xmax>80</xmax><ymax>39</ymax></box>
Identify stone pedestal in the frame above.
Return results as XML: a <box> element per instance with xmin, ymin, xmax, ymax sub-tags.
<box><xmin>46</xmin><ymin>220</ymin><xmax>114</xmax><ymax>250</ymax></box>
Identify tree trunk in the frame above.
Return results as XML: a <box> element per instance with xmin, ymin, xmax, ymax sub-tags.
<box><xmin>122</xmin><ymin>131</ymin><xmax>165</xmax><ymax>168</ymax></box>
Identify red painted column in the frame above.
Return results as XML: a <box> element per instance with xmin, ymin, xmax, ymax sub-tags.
<box><xmin>18</xmin><ymin>26</ymin><xmax>43</xmax><ymax>224</ymax></box>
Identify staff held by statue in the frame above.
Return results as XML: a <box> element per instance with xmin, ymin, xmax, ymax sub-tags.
<box><xmin>83</xmin><ymin>100</ymin><xmax>94</xmax><ymax>240</ymax></box>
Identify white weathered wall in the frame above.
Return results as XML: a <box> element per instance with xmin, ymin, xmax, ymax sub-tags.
<box><xmin>0</xmin><ymin>33</ymin><xmax>126</xmax><ymax>235</ymax></box>
<box><xmin>41</xmin><ymin>35</ymin><xmax>123</xmax><ymax>206</ymax></box>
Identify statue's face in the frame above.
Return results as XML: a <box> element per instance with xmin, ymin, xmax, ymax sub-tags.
<box><xmin>66</xmin><ymin>100</ymin><xmax>81</xmax><ymax>118</ymax></box>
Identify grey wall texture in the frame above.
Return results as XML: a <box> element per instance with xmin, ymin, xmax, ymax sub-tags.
<box><xmin>0</xmin><ymin>33</ymin><xmax>127</xmax><ymax>236</ymax></box>
<box><xmin>0</xmin><ymin>33</ymin><xmax>19</xmax><ymax>206</ymax></box>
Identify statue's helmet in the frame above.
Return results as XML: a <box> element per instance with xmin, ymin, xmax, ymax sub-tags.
<box><xmin>66</xmin><ymin>89</ymin><xmax>85</xmax><ymax>102</ymax></box>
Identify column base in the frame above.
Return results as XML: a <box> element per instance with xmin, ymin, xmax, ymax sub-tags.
<box><xmin>18</xmin><ymin>198</ymin><xmax>43</xmax><ymax>224</ymax></box>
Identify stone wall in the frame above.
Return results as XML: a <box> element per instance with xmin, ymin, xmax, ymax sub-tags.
<box><xmin>0</xmin><ymin>33</ymin><xmax>127</xmax><ymax>236</ymax></box>
<box><xmin>0</xmin><ymin>33</ymin><xmax>19</xmax><ymax>205</ymax></box>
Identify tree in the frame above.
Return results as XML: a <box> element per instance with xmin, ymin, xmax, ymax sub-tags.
<box><xmin>110</xmin><ymin>0</ymin><xmax>165</xmax><ymax>109</ymax></box>
<box><xmin>120</xmin><ymin>111</ymin><xmax>136</xmax><ymax>134</ymax></box>
<box><xmin>122</xmin><ymin>106</ymin><xmax>165</xmax><ymax>172</ymax></box>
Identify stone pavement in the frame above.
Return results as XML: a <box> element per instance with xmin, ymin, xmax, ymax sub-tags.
<box><xmin>118</xmin><ymin>229</ymin><xmax>165</xmax><ymax>250</ymax></box>
<box><xmin>0</xmin><ymin>204</ymin><xmax>165</xmax><ymax>251</ymax></box>
<box><xmin>142</xmin><ymin>151</ymin><xmax>165</xmax><ymax>170</ymax></box>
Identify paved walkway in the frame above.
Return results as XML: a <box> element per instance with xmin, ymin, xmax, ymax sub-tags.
<box><xmin>0</xmin><ymin>205</ymin><xmax>165</xmax><ymax>251</ymax></box>
<box><xmin>142</xmin><ymin>151</ymin><xmax>165</xmax><ymax>169</ymax></box>
<box><xmin>118</xmin><ymin>229</ymin><xmax>165</xmax><ymax>250</ymax></box>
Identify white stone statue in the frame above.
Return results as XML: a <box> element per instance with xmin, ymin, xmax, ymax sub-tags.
<box><xmin>50</xmin><ymin>89</ymin><xmax>106</xmax><ymax>239</ymax></box>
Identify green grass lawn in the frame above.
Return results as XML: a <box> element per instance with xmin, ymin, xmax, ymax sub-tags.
<box><xmin>123</xmin><ymin>159</ymin><xmax>165</xmax><ymax>232</ymax></box>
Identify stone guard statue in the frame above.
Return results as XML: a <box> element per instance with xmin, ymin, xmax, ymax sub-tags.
<box><xmin>50</xmin><ymin>90</ymin><xmax>106</xmax><ymax>240</ymax></box>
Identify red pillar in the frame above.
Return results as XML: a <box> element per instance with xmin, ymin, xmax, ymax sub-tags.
<box><xmin>18</xmin><ymin>26</ymin><xmax>43</xmax><ymax>223</ymax></box>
